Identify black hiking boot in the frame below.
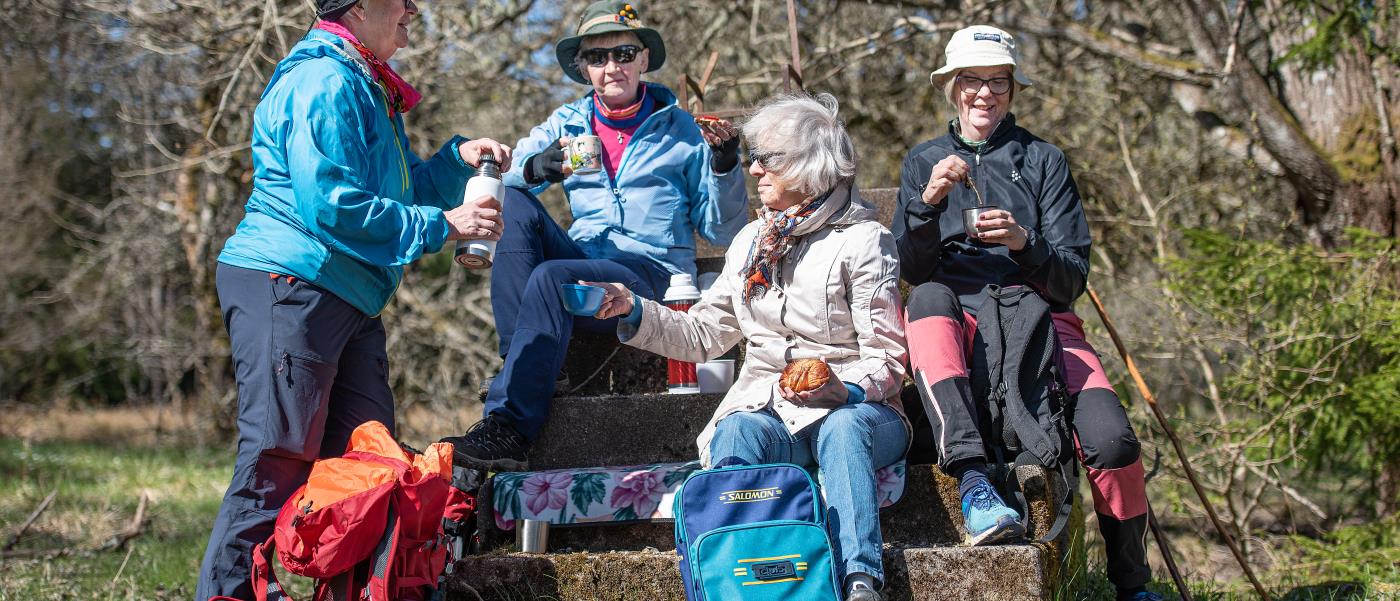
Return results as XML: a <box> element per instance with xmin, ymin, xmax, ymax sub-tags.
<box><xmin>440</xmin><ymin>415</ymin><xmax>530</xmax><ymax>472</ymax></box>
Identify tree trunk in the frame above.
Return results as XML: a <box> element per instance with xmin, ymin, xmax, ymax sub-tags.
<box><xmin>1174</xmin><ymin>0</ymin><xmax>1399</xmax><ymax>245</ymax></box>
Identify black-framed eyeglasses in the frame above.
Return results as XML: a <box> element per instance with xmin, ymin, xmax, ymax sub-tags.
<box><xmin>748</xmin><ymin>150</ymin><xmax>781</xmax><ymax>171</ymax></box>
<box><xmin>580</xmin><ymin>44</ymin><xmax>642</xmax><ymax>67</ymax></box>
<box><xmin>955</xmin><ymin>74</ymin><xmax>1012</xmax><ymax>95</ymax></box>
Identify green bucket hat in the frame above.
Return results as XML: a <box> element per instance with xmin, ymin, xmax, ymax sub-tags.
<box><xmin>555</xmin><ymin>1</ymin><xmax>666</xmax><ymax>85</ymax></box>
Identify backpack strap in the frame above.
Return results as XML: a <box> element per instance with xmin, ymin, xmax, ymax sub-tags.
<box><xmin>364</xmin><ymin>502</ymin><xmax>402</xmax><ymax>601</ymax></box>
<box><xmin>250</xmin><ymin>539</ymin><xmax>293</xmax><ymax>601</ymax></box>
<box><xmin>1036</xmin><ymin>460</ymin><xmax>1077</xmax><ymax>545</ymax></box>
<box><xmin>314</xmin><ymin>571</ymin><xmax>357</xmax><ymax>601</ymax></box>
<box><xmin>978</xmin><ymin>286</ymin><xmax>1062</xmax><ymax>467</ymax></box>
<box><xmin>997</xmin><ymin>452</ymin><xmax>1078</xmax><ymax>546</ymax></box>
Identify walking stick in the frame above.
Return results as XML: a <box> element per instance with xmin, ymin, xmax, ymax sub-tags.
<box><xmin>1085</xmin><ymin>284</ymin><xmax>1273</xmax><ymax>601</ymax></box>
<box><xmin>1148</xmin><ymin>503</ymin><xmax>1194</xmax><ymax>601</ymax></box>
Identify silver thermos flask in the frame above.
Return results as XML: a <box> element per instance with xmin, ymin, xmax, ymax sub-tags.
<box><xmin>454</xmin><ymin>155</ymin><xmax>505</xmax><ymax>269</ymax></box>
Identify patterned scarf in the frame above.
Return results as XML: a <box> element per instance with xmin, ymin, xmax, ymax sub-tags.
<box><xmin>739</xmin><ymin>190</ymin><xmax>833</xmax><ymax>304</ymax></box>
<box><xmin>593</xmin><ymin>86</ymin><xmax>653</xmax><ymax>130</ymax></box>
<box><xmin>316</xmin><ymin>20</ymin><xmax>422</xmax><ymax>115</ymax></box>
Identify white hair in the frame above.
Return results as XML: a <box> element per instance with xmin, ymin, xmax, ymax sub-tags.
<box><xmin>741</xmin><ymin>93</ymin><xmax>856</xmax><ymax>197</ymax></box>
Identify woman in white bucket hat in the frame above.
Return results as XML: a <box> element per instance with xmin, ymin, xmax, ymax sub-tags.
<box><xmin>893</xmin><ymin>26</ymin><xmax>1162</xmax><ymax>601</ymax></box>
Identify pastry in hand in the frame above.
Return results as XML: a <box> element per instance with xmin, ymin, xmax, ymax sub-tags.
<box><xmin>781</xmin><ymin>359</ymin><xmax>832</xmax><ymax>393</ymax></box>
<box><xmin>694</xmin><ymin>114</ymin><xmax>734</xmax><ymax>135</ymax></box>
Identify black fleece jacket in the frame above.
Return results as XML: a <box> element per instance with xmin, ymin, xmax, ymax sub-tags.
<box><xmin>892</xmin><ymin>114</ymin><xmax>1091</xmax><ymax>313</ymax></box>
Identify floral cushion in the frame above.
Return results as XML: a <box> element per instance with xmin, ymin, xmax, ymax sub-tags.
<box><xmin>492</xmin><ymin>460</ymin><xmax>907</xmax><ymax>531</ymax></box>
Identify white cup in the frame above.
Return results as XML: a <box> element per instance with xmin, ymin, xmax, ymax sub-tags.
<box><xmin>697</xmin><ymin>359</ymin><xmax>736</xmax><ymax>393</ymax></box>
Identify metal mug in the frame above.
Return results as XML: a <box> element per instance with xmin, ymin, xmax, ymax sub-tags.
<box><xmin>564</xmin><ymin>135</ymin><xmax>603</xmax><ymax>175</ymax></box>
<box><xmin>515</xmin><ymin>519</ymin><xmax>550</xmax><ymax>553</ymax></box>
<box><xmin>962</xmin><ymin>204</ymin><xmax>999</xmax><ymax>240</ymax></box>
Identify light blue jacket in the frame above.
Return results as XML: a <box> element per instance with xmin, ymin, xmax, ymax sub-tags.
<box><xmin>219</xmin><ymin>29</ymin><xmax>473</xmax><ymax>316</ymax></box>
<box><xmin>504</xmin><ymin>84</ymin><xmax>749</xmax><ymax>277</ymax></box>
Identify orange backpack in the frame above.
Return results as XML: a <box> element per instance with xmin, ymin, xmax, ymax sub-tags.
<box><xmin>243</xmin><ymin>421</ymin><xmax>477</xmax><ymax>601</ymax></box>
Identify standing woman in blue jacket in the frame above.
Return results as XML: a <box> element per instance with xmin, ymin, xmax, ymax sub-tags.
<box><xmin>196</xmin><ymin>0</ymin><xmax>511</xmax><ymax>598</ymax></box>
<box><xmin>893</xmin><ymin>27</ymin><xmax>1159</xmax><ymax>601</ymax></box>
<box><xmin>440</xmin><ymin>0</ymin><xmax>749</xmax><ymax>470</ymax></box>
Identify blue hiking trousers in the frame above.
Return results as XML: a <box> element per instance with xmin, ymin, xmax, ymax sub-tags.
<box><xmin>483</xmin><ymin>187</ymin><xmax>671</xmax><ymax>440</ymax></box>
<box><xmin>195</xmin><ymin>263</ymin><xmax>395</xmax><ymax>601</ymax></box>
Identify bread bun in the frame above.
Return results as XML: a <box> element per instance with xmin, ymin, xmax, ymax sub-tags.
<box><xmin>781</xmin><ymin>359</ymin><xmax>831</xmax><ymax>393</ymax></box>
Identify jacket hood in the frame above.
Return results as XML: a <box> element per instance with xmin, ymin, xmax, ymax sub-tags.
<box><xmin>778</xmin><ymin>182</ymin><xmax>874</xmax><ymax>236</ymax></box>
<box><xmin>264</xmin><ymin>30</ymin><xmax>375</xmax><ymax>99</ymax></box>
<box><xmin>831</xmin><ymin>185</ymin><xmax>878</xmax><ymax>226</ymax></box>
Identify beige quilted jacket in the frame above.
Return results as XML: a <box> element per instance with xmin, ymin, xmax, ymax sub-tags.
<box><xmin>618</xmin><ymin>184</ymin><xmax>909</xmax><ymax>466</ymax></box>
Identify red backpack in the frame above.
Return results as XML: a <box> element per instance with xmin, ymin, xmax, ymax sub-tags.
<box><xmin>239</xmin><ymin>421</ymin><xmax>478</xmax><ymax>601</ymax></box>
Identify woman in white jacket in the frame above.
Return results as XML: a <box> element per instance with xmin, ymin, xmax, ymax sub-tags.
<box><xmin>586</xmin><ymin>93</ymin><xmax>907</xmax><ymax>601</ymax></box>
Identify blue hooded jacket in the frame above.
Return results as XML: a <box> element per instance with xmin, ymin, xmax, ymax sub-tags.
<box><xmin>504</xmin><ymin>83</ymin><xmax>749</xmax><ymax>277</ymax></box>
<box><xmin>218</xmin><ymin>29</ymin><xmax>473</xmax><ymax>316</ymax></box>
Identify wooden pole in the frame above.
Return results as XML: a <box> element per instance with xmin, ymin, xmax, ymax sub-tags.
<box><xmin>1148</xmin><ymin>504</ymin><xmax>1195</xmax><ymax>601</ymax></box>
<box><xmin>1085</xmin><ymin>284</ymin><xmax>1273</xmax><ymax>600</ymax></box>
<box><xmin>785</xmin><ymin>0</ymin><xmax>801</xmax><ymax>80</ymax></box>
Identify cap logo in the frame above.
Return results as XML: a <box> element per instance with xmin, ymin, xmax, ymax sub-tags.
<box><xmin>973</xmin><ymin>32</ymin><xmax>1002</xmax><ymax>42</ymax></box>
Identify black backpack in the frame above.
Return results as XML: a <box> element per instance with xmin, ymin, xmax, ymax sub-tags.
<box><xmin>969</xmin><ymin>285</ymin><xmax>1077</xmax><ymax>544</ymax></box>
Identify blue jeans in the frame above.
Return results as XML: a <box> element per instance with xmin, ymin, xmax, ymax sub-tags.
<box><xmin>484</xmin><ymin>187</ymin><xmax>671</xmax><ymax>440</ymax></box>
<box><xmin>708</xmin><ymin>403</ymin><xmax>907</xmax><ymax>585</ymax></box>
<box><xmin>196</xmin><ymin>264</ymin><xmax>396</xmax><ymax>601</ymax></box>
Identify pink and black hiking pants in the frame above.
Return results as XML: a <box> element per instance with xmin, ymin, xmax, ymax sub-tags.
<box><xmin>904</xmin><ymin>282</ymin><xmax>1150</xmax><ymax>591</ymax></box>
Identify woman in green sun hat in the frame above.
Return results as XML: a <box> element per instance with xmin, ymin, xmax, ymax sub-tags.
<box><xmin>440</xmin><ymin>1</ymin><xmax>749</xmax><ymax>473</ymax></box>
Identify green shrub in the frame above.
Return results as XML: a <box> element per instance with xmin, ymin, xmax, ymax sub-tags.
<box><xmin>1166</xmin><ymin>228</ymin><xmax>1400</xmax><ymax>514</ymax></box>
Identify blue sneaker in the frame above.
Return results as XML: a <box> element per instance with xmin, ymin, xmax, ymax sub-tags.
<box><xmin>1118</xmin><ymin>591</ymin><xmax>1164</xmax><ymax>601</ymax></box>
<box><xmin>960</xmin><ymin>480</ymin><xmax>1024</xmax><ymax>545</ymax></box>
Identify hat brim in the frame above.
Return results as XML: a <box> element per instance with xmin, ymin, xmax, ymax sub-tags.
<box><xmin>929</xmin><ymin>61</ymin><xmax>1034</xmax><ymax>90</ymax></box>
<box><xmin>556</xmin><ymin>27</ymin><xmax>666</xmax><ymax>85</ymax></box>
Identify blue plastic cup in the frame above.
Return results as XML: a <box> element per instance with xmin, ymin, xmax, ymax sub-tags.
<box><xmin>561</xmin><ymin>284</ymin><xmax>607</xmax><ymax>316</ymax></box>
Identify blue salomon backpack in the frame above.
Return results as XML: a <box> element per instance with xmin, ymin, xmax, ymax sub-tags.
<box><xmin>673</xmin><ymin>463</ymin><xmax>840</xmax><ymax>601</ymax></box>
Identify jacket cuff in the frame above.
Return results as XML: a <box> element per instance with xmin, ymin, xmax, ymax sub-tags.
<box><xmin>444</xmin><ymin>135</ymin><xmax>475</xmax><ymax>177</ymax></box>
<box><xmin>617</xmin><ymin>297</ymin><xmax>654</xmax><ymax>342</ymax></box>
<box><xmin>620</xmin><ymin>293</ymin><xmax>644</xmax><ymax>327</ymax></box>
<box><xmin>843</xmin><ymin>382</ymin><xmax>866</xmax><ymax>404</ymax></box>
<box><xmin>1011</xmin><ymin>227</ymin><xmax>1050</xmax><ymax>268</ymax></box>
<box><xmin>423</xmin><ymin>207</ymin><xmax>451</xmax><ymax>254</ymax></box>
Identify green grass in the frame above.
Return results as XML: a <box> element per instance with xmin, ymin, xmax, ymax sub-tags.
<box><xmin>0</xmin><ymin>438</ymin><xmax>228</xmax><ymax>599</ymax></box>
<box><xmin>2</xmin><ymin>439</ymin><xmax>1396</xmax><ymax>600</ymax></box>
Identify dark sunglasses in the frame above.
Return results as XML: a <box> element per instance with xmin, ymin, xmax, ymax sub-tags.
<box><xmin>748</xmin><ymin>150</ymin><xmax>781</xmax><ymax>171</ymax></box>
<box><xmin>955</xmin><ymin>74</ymin><xmax>1012</xmax><ymax>95</ymax></box>
<box><xmin>580</xmin><ymin>44</ymin><xmax>642</xmax><ymax>67</ymax></box>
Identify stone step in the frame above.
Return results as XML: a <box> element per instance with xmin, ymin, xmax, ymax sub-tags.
<box><xmin>447</xmin><ymin>538</ymin><xmax>1082</xmax><ymax>601</ymax></box>
<box><xmin>558</xmin><ymin>331</ymin><xmax>671</xmax><ymax>398</ymax></box>
<box><xmin>527</xmin><ymin>391</ymin><xmax>718</xmax><ymax>471</ymax></box>
<box><xmin>529</xmin><ymin>382</ymin><xmax>936</xmax><ymax>473</ymax></box>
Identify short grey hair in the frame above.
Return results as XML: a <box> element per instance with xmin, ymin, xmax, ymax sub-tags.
<box><xmin>572</xmin><ymin>31</ymin><xmax>645</xmax><ymax>74</ymax></box>
<box><xmin>741</xmin><ymin>93</ymin><xmax>856</xmax><ymax>197</ymax></box>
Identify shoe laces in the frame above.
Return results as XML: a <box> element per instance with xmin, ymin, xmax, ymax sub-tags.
<box><xmin>965</xmin><ymin>483</ymin><xmax>1002</xmax><ymax>512</ymax></box>
<box><xmin>466</xmin><ymin>417</ymin><xmax>524</xmax><ymax>454</ymax></box>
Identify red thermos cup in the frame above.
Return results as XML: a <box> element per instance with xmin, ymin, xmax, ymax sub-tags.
<box><xmin>663</xmin><ymin>274</ymin><xmax>701</xmax><ymax>394</ymax></box>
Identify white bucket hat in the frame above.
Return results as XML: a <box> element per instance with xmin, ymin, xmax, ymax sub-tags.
<box><xmin>929</xmin><ymin>25</ymin><xmax>1035</xmax><ymax>90</ymax></box>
